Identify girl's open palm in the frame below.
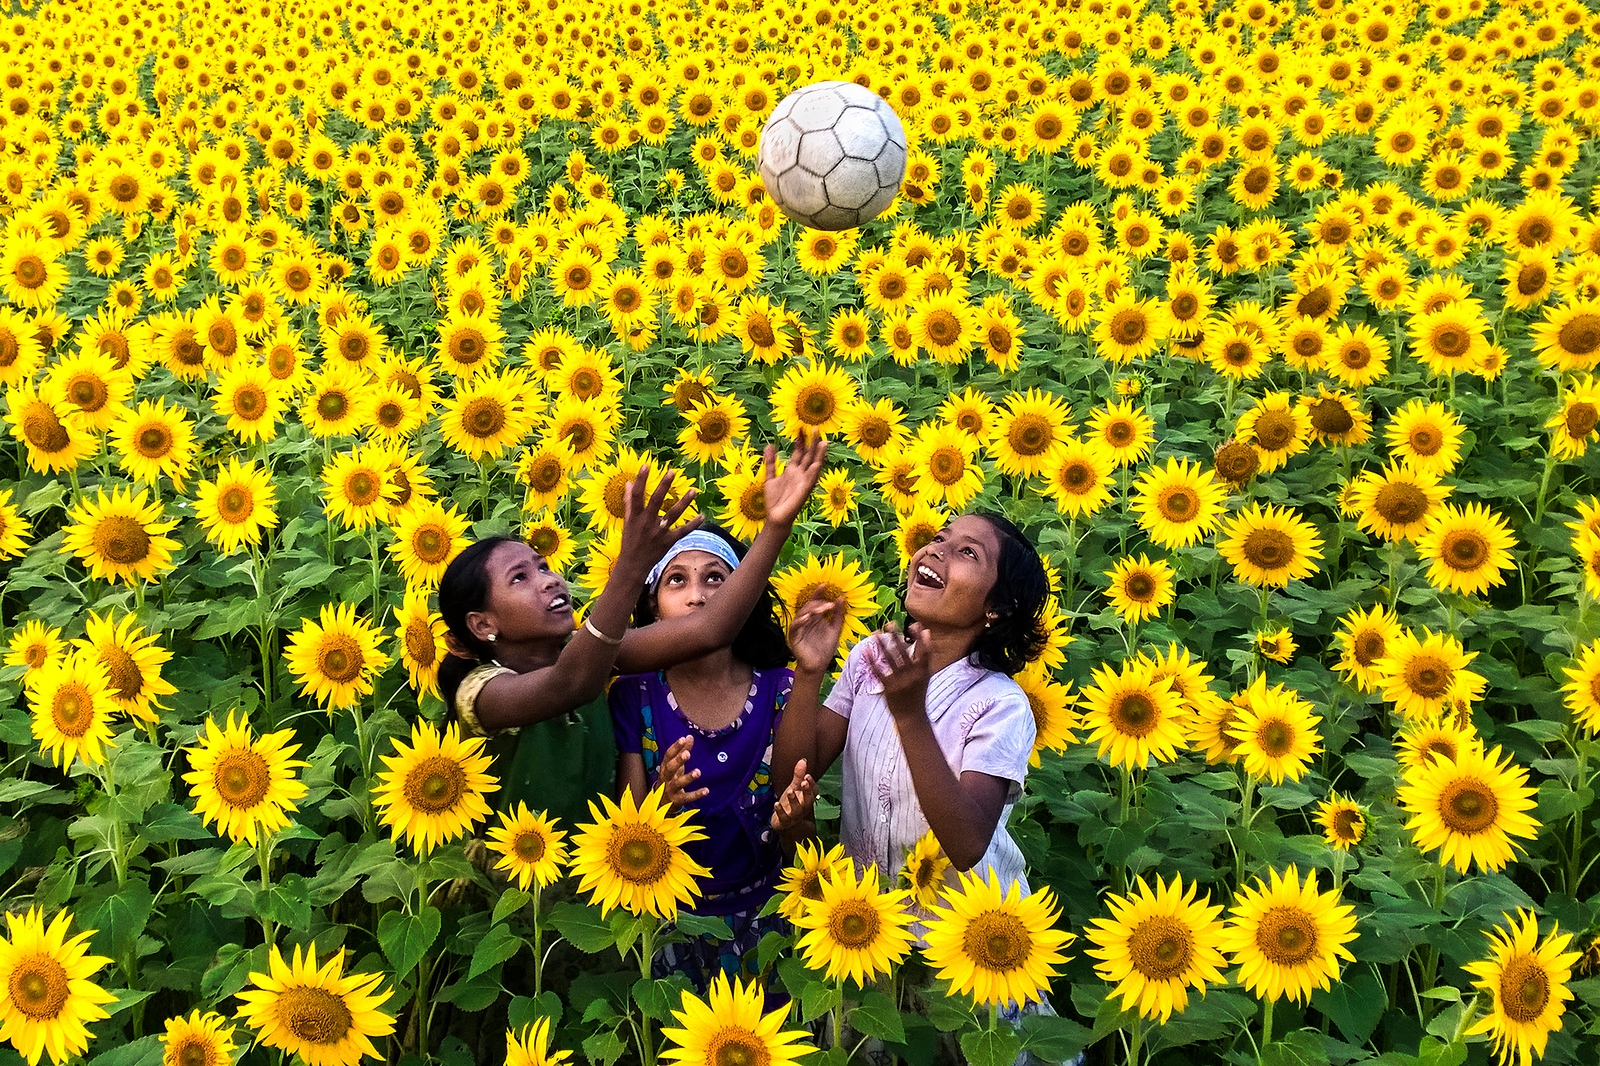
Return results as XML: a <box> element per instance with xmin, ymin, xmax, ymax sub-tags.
<box><xmin>762</xmin><ymin>432</ymin><xmax>828</xmax><ymax>527</ymax></box>
<box><xmin>788</xmin><ymin>594</ymin><xmax>848</xmax><ymax>674</ymax></box>
<box><xmin>770</xmin><ymin>759</ymin><xmax>816</xmax><ymax>833</ymax></box>
<box><xmin>620</xmin><ymin>465</ymin><xmax>701</xmax><ymax>561</ymax></box>
<box><xmin>656</xmin><ymin>735</ymin><xmax>708</xmax><ymax>807</ymax></box>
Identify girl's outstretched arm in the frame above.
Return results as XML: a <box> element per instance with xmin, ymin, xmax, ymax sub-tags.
<box><xmin>613</xmin><ymin>434</ymin><xmax>828</xmax><ymax>674</ymax></box>
<box><xmin>776</xmin><ymin>592</ymin><xmax>848</xmax><ymax>787</ymax></box>
<box><xmin>474</xmin><ymin>469</ymin><xmax>700</xmax><ymax>732</ymax></box>
<box><xmin>870</xmin><ymin>623</ymin><xmax>1008</xmax><ymax>872</ymax></box>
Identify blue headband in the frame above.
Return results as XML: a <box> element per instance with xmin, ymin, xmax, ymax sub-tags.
<box><xmin>646</xmin><ymin>530</ymin><xmax>742</xmax><ymax>589</ymax></box>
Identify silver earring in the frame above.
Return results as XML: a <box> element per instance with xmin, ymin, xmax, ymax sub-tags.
<box><xmin>486</xmin><ymin>633</ymin><xmax>498</xmax><ymax>642</ymax></box>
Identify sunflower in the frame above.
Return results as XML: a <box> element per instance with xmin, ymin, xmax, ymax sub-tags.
<box><xmin>1083</xmin><ymin>873</ymin><xmax>1228</xmax><ymax>1023</ymax></box>
<box><xmin>922</xmin><ymin>869</ymin><xmax>1073</xmax><ymax>1008</ymax></box>
<box><xmin>43</xmin><ymin>351</ymin><xmax>131</xmax><ymax>433</ymax></box>
<box><xmin>778</xmin><ymin>841</ymin><xmax>850</xmax><ymax>922</ymax></box>
<box><xmin>0</xmin><ymin>488</ymin><xmax>31</xmax><ymax>561</ymax></box>
<box><xmin>26</xmin><ymin>653</ymin><xmax>115</xmax><ymax>772</ymax></box>
<box><xmin>1299</xmin><ymin>388</ymin><xmax>1371</xmax><ymax>448</ymax></box>
<box><xmin>73</xmin><ymin>611</ymin><xmax>175</xmax><ymax>725</ymax></box>
<box><xmin>0</xmin><ymin>907</ymin><xmax>116</xmax><ymax>1066</ymax></box>
<box><xmin>1235</xmin><ymin>393</ymin><xmax>1309</xmax><ymax>473</ymax></box>
<box><xmin>212</xmin><ymin>362</ymin><xmax>286</xmax><ymax>444</ymax></box>
<box><xmin>911</xmin><ymin>423</ymin><xmax>984</xmax><ymax>509</ymax></box>
<box><xmin>1104</xmin><ymin>555</ymin><xmax>1175</xmax><ymax>623</ymax></box>
<box><xmin>322</xmin><ymin>448</ymin><xmax>398</xmax><ymax>531</ymax></box>
<box><xmin>373</xmin><ymin>720</ymin><xmax>498</xmax><ymax>854</ymax></box>
<box><xmin>195</xmin><ymin>458</ymin><xmax>279</xmax><ymax>555</ymax></box>
<box><xmin>440</xmin><ymin>370</ymin><xmax>534</xmax><ymax>460</ymax></box>
<box><xmin>1221</xmin><ymin>866</ymin><xmax>1359</xmax><ymax>1005</ymax></box>
<box><xmin>570</xmin><ymin>786</ymin><xmax>709</xmax><ymax>920</ymax></box>
<box><xmin>892</xmin><ymin>502</ymin><xmax>948</xmax><ymax>571</ymax></box>
<box><xmin>1560</xmin><ymin>639</ymin><xmax>1600</xmax><ymax>735</ymax></box>
<box><xmin>507</xmin><ymin>1017</ymin><xmax>571</xmax><ymax>1066</ymax></box>
<box><xmin>541</xmin><ymin>396</ymin><xmax>617</xmax><ymax>472</ymax></box>
<box><xmin>434</xmin><ymin>313</ymin><xmax>506</xmax><ymax>378</ymax></box>
<box><xmin>661</xmin><ymin>974</ymin><xmax>813</xmax><ymax>1066</ymax></box>
<box><xmin>1396</xmin><ymin>713</ymin><xmax>1482</xmax><ymax>774</ymax></box>
<box><xmin>61</xmin><ymin>487</ymin><xmax>180</xmax><ymax>586</ymax></box>
<box><xmin>989</xmin><ymin>388</ymin><xmax>1071</xmax><ymax>478</ymax></box>
<box><xmin>236</xmin><ymin>942</ymin><xmax>395</xmax><ymax>1066</ymax></box>
<box><xmin>1079</xmin><ymin>659</ymin><xmax>1188</xmax><ymax>770</ymax></box>
<box><xmin>300</xmin><ymin>365</ymin><xmax>372</xmax><ymax>438</ymax></box>
<box><xmin>1377</xmin><ymin>628</ymin><xmax>1487</xmax><ymax>722</ymax></box>
<box><xmin>283</xmin><ymin>602</ymin><xmax>392</xmax><ymax>711</ymax></box>
<box><xmin>6</xmin><ymin>382</ymin><xmax>96</xmax><ymax>474</ymax></box>
<box><xmin>1531</xmin><ymin>299</ymin><xmax>1600</xmax><ymax>372</ymax></box>
<box><xmin>1042</xmin><ymin>439</ymin><xmax>1115</xmax><ymax>517</ymax></box>
<box><xmin>1324</xmin><ymin>321</ymin><xmax>1392</xmax><ymax>387</ymax></box>
<box><xmin>182</xmin><ymin>711</ymin><xmax>309</xmax><ymax>845</ymax></box>
<box><xmin>899</xmin><ymin>830</ymin><xmax>954</xmax><ymax>910</ymax></box>
<box><xmin>1548</xmin><ymin>375</ymin><xmax>1600</xmax><ymax>459</ymax></box>
<box><xmin>1255</xmin><ymin>627</ymin><xmax>1297</xmax><ymax>664</ymax></box>
<box><xmin>388</xmin><ymin>500</ymin><xmax>470</xmax><ymax>590</ymax></box>
<box><xmin>1334</xmin><ymin>605</ymin><xmax>1404</xmax><ymax>693</ymax></box>
<box><xmin>1132</xmin><ymin>458</ymin><xmax>1228</xmax><ymax>549</ymax></box>
<box><xmin>109</xmin><ymin>399</ymin><xmax>196</xmax><ymax>491</ymax></box>
<box><xmin>1386</xmin><ymin>400</ymin><xmax>1466</xmax><ymax>476</ymax></box>
<box><xmin>771</xmin><ymin>553</ymin><xmax>878</xmax><ymax>657</ymax></box>
<box><xmin>1016</xmin><ymin>664</ymin><xmax>1078</xmax><ymax>768</ymax></box>
<box><xmin>5</xmin><ymin>621</ymin><xmax>63</xmax><ymax>676</ymax></box>
<box><xmin>522</xmin><ymin>515</ymin><xmax>577</xmax><ymax>577</ymax></box>
<box><xmin>844</xmin><ymin>397</ymin><xmax>910</xmax><ymax>464</ymax></box>
<box><xmin>1227</xmin><ymin>677</ymin><xmax>1323</xmax><ymax>785</ymax></box>
<box><xmin>487</xmin><ymin>803</ymin><xmax>569</xmax><ymax>891</ymax></box>
<box><xmin>1086</xmin><ymin>400</ymin><xmax>1155</xmax><ymax>468</ymax></box>
<box><xmin>1399</xmin><ymin>744</ymin><xmax>1540</xmax><ymax>874</ymax></box>
<box><xmin>1218</xmin><ymin>503</ymin><xmax>1324</xmax><ymax>588</ymax></box>
<box><xmin>768</xmin><ymin>360</ymin><xmax>857</xmax><ymax>440</ymax></box>
<box><xmin>159</xmin><ymin>1010</ymin><xmax>236</xmax><ymax>1066</ymax></box>
<box><xmin>1213</xmin><ymin>440</ymin><xmax>1260</xmax><ymax>488</ymax></box>
<box><xmin>1348</xmin><ymin>464</ymin><xmax>1449</xmax><ymax>543</ymax></box>
<box><xmin>1093</xmin><ymin>293</ymin><xmax>1168</xmax><ymax>364</ymax></box>
<box><xmin>792</xmin><ymin>862</ymin><xmax>915</xmax><ymax>986</ymax></box>
<box><xmin>938</xmin><ymin>387</ymin><xmax>996</xmax><ymax>443</ymax></box>
<box><xmin>1464</xmin><ymin>909</ymin><xmax>1581</xmax><ymax>1066</ymax></box>
<box><xmin>816</xmin><ymin>469</ymin><xmax>856</xmax><ymax>526</ymax></box>
<box><xmin>910</xmin><ymin>290</ymin><xmax>978</xmax><ymax>364</ymax></box>
<box><xmin>677</xmin><ymin>393</ymin><xmax>749</xmax><ymax>467</ymax></box>
<box><xmin>1416</xmin><ymin>503</ymin><xmax>1517</xmax><ymax>596</ymax></box>
<box><xmin>1317</xmin><ymin>794</ymin><xmax>1368</xmax><ymax>851</ymax></box>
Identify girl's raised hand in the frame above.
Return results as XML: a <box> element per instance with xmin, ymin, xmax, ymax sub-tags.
<box><xmin>770</xmin><ymin>758</ymin><xmax>816</xmax><ymax>833</ymax></box>
<box><xmin>657</xmin><ymin>735</ymin><xmax>708</xmax><ymax>808</ymax></box>
<box><xmin>620</xmin><ymin>465</ymin><xmax>702</xmax><ymax>564</ymax></box>
<box><xmin>788</xmin><ymin>594</ymin><xmax>848</xmax><ymax>674</ymax></box>
<box><xmin>868</xmin><ymin>621</ymin><xmax>931</xmax><ymax>720</ymax></box>
<box><xmin>761</xmin><ymin>431</ymin><xmax>828</xmax><ymax>528</ymax></box>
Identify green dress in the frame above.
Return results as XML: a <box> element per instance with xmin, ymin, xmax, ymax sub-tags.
<box><xmin>487</xmin><ymin>694</ymin><xmax>617</xmax><ymax>828</ymax></box>
<box><xmin>453</xmin><ymin>664</ymin><xmax>617</xmax><ymax>828</ymax></box>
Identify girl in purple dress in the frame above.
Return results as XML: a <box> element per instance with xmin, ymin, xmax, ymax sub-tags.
<box><xmin>610</xmin><ymin>524</ymin><xmax>816</xmax><ymax>990</ymax></box>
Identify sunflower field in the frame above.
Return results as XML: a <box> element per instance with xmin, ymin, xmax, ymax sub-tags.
<box><xmin>4</xmin><ymin>0</ymin><xmax>1600</xmax><ymax>1062</ymax></box>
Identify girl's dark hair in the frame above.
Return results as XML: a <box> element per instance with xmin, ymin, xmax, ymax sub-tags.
<box><xmin>969</xmin><ymin>511</ymin><xmax>1050</xmax><ymax>676</ymax></box>
<box><xmin>436</xmin><ymin>535</ymin><xmax>519</xmax><ymax>717</ymax></box>
<box><xmin>632</xmin><ymin>524</ymin><xmax>791</xmax><ymax>670</ymax></box>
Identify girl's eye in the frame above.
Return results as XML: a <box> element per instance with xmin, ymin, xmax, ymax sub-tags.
<box><xmin>962</xmin><ymin>546</ymin><xmax>976</xmax><ymax>558</ymax></box>
<box><xmin>706</xmin><ymin>572</ymin><xmax>725</xmax><ymax>583</ymax></box>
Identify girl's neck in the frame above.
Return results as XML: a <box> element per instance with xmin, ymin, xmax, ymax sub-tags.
<box><xmin>665</xmin><ymin>646</ymin><xmax>746</xmax><ymax>688</ymax></box>
<box><xmin>913</xmin><ymin>621</ymin><xmax>983</xmax><ymax>676</ymax></box>
<box><xmin>493</xmin><ymin>635</ymin><xmax>564</xmax><ymax>674</ymax></box>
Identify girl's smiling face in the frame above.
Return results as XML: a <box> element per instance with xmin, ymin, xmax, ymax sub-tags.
<box><xmin>468</xmin><ymin>541</ymin><xmax>575</xmax><ymax>645</ymax></box>
<box><xmin>905</xmin><ymin>514</ymin><xmax>1002</xmax><ymax>629</ymax></box>
<box><xmin>650</xmin><ymin>550</ymin><xmax>731</xmax><ymax>620</ymax></box>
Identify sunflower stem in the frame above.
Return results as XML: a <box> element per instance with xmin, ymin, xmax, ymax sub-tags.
<box><xmin>1260</xmin><ymin>996</ymin><xmax>1274</xmax><ymax>1049</ymax></box>
<box><xmin>637</xmin><ymin>917</ymin><xmax>659</xmax><ymax>1066</ymax></box>
<box><xmin>1533</xmin><ymin>447</ymin><xmax>1557</xmax><ymax>525</ymax></box>
<box><xmin>415</xmin><ymin>860</ymin><xmax>434</xmax><ymax>1059</ymax></box>
<box><xmin>1568</xmin><ymin>728</ymin><xmax>1590</xmax><ymax>896</ymax></box>
<box><xmin>1126</xmin><ymin>1014</ymin><xmax>1143</xmax><ymax>1066</ymax></box>
<box><xmin>258</xmin><ymin>833</ymin><xmax>277</xmax><ymax>946</ymax></box>
<box><xmin>532</xmin><ymin>881</ymin><xmax>545</xmax><ymax>999</ymax></box>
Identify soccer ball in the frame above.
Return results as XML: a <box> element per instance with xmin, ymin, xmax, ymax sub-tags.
<box><xmin>757</xmin><ymin>81</ymin><xmax>908</xmax><ymax>231</ymax></box>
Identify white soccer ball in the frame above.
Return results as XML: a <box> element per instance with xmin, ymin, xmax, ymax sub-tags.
<box><xmin>757</xmin><ymin>81</ymin><xmax>908</xmax><ymax>231</ymax></box>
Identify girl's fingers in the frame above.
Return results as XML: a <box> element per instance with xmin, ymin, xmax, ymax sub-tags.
<box><xmin>662</xmin><ymin>485</ymin><xmax>698</xmax><ymax>524</ymax></box>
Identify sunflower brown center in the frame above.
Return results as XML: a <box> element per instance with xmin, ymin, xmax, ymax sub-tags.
<box><xmin>1242</xmin><ymin>529</ymin><xmax>1294</xmax><ymax>571</ymax></box>
<box><xmin>1157</xmin><ymin>486</ymin><xmax>1197</xmax><ymax>521</ymax></box>
<box><xmin>1215</xmin><ymin>441</ymin><xmax>1259</xmax><ymax>483</ymax></box>
<box><xmin>1441</xmin><ymin>530</ymin><xmax>1489</xmax><ymax>572</ymax></box>
<box><xmin>173</xmin><ymin>1035</ymin><xmax>219</xmax><ymax>1066</ymax></box>
<box><xmin>215</xmin><ymin>748</ymin><xmax>271</xmax><ymax>808</ymax></box>
<box><xmin>1310</xmin><ymin>399</ymin><xmax>1354</xmax><ymax>435</ymax></box>
<box><xmin>8</xmin><ymin>955</ymin><xmax>69</xmax><ymax>1019</ymax></box>
<box><xmin>609</xmin><ymin>824</ymin><xmax>671</xmax><ymax>884</ymax></box>
<box><xmin>1112</xmin><ymin>693</ymin><xmax>1157</xmax><ymax>736</ymax></box>
<box><xmin>697</xmin><ymin>412</ymin><xmax>732</xmax><ymax>444</ymax></box>
<box><xmin>1124</xmin><ymin>571</ymin><xmax>1157</xmax><ymax>601</ymax></box>
<box><xmin>1567</xmin><ymin>402</ymin><xmax>1598</xmax><ymax>439</ymax></box>
<box><xmin>796</xmin><ymin>385</ymin><xmax>836</xmax><ymax>425</ymax></box>
<box><xmin>827</xmin><ymin>899</ymin><xmax>881</xmax><ymax>948</ymax></box>
<box><xmin>1331</xmin><ymin>808</ymin><xmax>1364</xmax><ymax>842</ymax></box>
<box><xmin>277</xmin><ymin>986</ymin><xmax>355</xmax><ymax>1045</ymax></box>
<box><xmin>525</xmin><ymin>457</ymin><xmax>563</xmax><ymax>493</ymax></box>
<box><xmin>924</xmin><ymin>310</ymin><xmax>960</xmax><ymax>347</ymax></box>
<box><xmin>1440</xmin><ymin>777</ymin><xmax>1498</xmax><ymax>833</ymax></box>
<box><xmin>404</xmin><ymin>754</ymin><xmax>467</xmax><ymax>814</ymax></box>
<box><xmin>137</xmin><ymin>425</ymin><xmax>173</xmax><ymax>458</ymax></box>
<box><xmin>464</xmin><ymin>398</ymin><xmax>507</xmax><ymax>438</ymax></box>
<box><xmin>94</xmin><ymin>515</ymin><xmax>151</xmax><ymax>565</ymax></box>
<box><xmin>414</xmin><ymin>525</ymin><xmax>449</xmax><ymax>563</ymax></box>
<box><xmin>962</xmin><ymin>910</ymin><xmax>1031</xmax><ymax>971</ymax></box>
<box><xmin>1007</xmin><ymin>414</ymin><xmax>1051</xmax><ymax>455</ymax></box>
<box><xmin>1127</xmin><ymin>915</ymin><xmax>1194</xmax><ymax>981</ymax></box>
<box><xmin>1404</xmin><ymin>653</ymin><xmax>1451</xmax><ymax>698</ymax></box>
<box><xmin>1408</xmin><ymin>426</ymin><xmax>1443</xmax><ymax>456</ymax></box>
<box><xmin>1558</xmin><ymin>314</ymin><xmax>1600</xmax><ymax>356</ymax></box>
<box><xmin>1353</xmin><ymin>631</ymin><xmax>1386</xmax><ymax>667</ymax></box>
<box><xmin>1499</xmin><ymin>957</ymin><xmax>1551</xmax><ymax>1022</ymax></box>
<box><xmin>1257</xmin><ymin>718</ymin><xmax>1294</xmax><ymax>756</ymax></box>
<box><xmin>1375</xmin><ymin>483</ymin><xmax>1428</xmax><ymax>525</ymax></box>
<box><xmin>1255</xmin><ymin>906</ymin><xmax>1319</xmax><ymax>965</ymax></box>
<box><xmin>99</xmin><ymin>645</ymin><xmax>143</xmax><ymax>700</ymax></box>
<box><xmin>317</xmin><ymin>634</ymin><xmax>364</xmax><ymax>683</ymax></box>
<box><xmin>1252</xmin><ymin>410</ymin><xmax>1296</xmax><ymax>451</ymax></box>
